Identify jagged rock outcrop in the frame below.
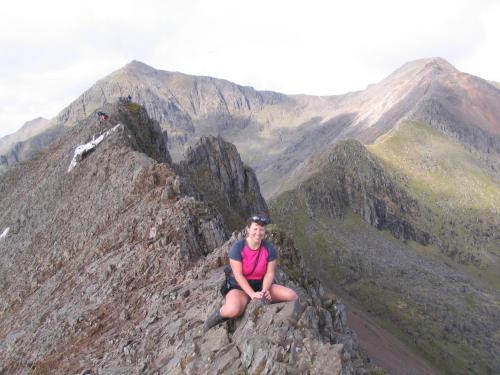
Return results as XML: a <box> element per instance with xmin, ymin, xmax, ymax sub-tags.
<box><xmin>178</xmin><ymin>136</ymin><xmax>269</xmax><ymax>231</ymax></box>
<box><xmin>276</xmin><ymin>139</ymin><xmax>431</xmax><ymax>246</ymax></box>
<box><xmin>0</xmin><ymin>101</ymin><xmax>366</xmax><ymax>374</ymax></box>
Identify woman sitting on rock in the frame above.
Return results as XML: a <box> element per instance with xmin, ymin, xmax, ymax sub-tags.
<box><xmin>204</xmin><ymin>215</ymin><xmax>298</xmax><ymax>331</ymax></box>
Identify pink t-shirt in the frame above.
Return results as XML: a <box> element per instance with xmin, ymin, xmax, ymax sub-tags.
<box><xmin>228</xmin><ymin>239</ymin><xmax>278</xmax><ymax>280</ymax></box>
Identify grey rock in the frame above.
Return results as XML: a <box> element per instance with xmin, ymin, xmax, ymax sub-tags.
<box><xmin>0</xmin><ymin>101</ymin><xmax>366</xmax><ymax>374</ymax></box>
<box><xmin>178</xmin><ymin>135</ymin><xmax>269</xmax><ymax>231</ymax></box>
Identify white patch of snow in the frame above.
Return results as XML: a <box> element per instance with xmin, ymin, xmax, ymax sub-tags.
<box><xmin>0</xmin><ymin>227</ymin><xmax>9</xmax><ymax>239</ymax></box>
<box><xmin>68</xmin><ymin>124</ymin><xmax>122</xmax><ymax>172</ymax></box>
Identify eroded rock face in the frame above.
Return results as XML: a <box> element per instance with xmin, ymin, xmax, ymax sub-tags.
<box><xmin>178</xmin><ymin>136</ymin><xmax>269</xmax><ymax>231</ymax></box>
<box><xmin>0</xmin><ymin>102</ymin><xmax>365</xmax><ymax>374</ymax></box>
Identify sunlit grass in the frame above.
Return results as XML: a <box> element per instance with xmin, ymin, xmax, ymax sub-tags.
<box><xmin>368</xmin><ymin>121</ymin><xmax>500</xmax><ymax>212</ymax></box>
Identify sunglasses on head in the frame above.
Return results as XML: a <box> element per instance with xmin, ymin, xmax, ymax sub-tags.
<box><xmin>249</xmin><ymin>215</ymin><xmax>270</xmax><ymax>225</ymax></box>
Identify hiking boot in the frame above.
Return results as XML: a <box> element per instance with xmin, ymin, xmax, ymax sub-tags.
<box><xmin>203</xmin><ymin>309</ymin><xmax>225</xmax><ymax>332</ymax></box>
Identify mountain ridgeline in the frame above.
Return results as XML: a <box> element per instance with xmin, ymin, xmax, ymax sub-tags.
<box><xmin>0</xmin><ymin>102</ymin><xmax>368</xmax><ymax>374</ymax></box>
<box><xmin>1</xmin><ymin>57</ymin><xmax>499</xmax><ymax>374</ymax></box>
<box><xmin>4</xmin><ymin>58</ymin><xmax>499</xmax><ymax>197</ymax></box>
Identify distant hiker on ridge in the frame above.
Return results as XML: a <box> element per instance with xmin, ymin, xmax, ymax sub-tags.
<box><xmin>97</xmin><ymin>111</ymin><xmax>109</xmax><ymax>123</ymax></box>
<box><xmin>204</xmin><ymin>215</ymin><xmax>298</xmax><ymax>332</ymax></box>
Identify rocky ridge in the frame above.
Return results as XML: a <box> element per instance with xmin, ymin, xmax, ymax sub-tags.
<box><xmin>0</xmin><ymin>101</ymin><xmax>366</xmax><ymax>374</ymax></box>
<box><xmin>144</xmin><ymin>230</ymin><xmax>366</xmax><ymax>375</ymax></box>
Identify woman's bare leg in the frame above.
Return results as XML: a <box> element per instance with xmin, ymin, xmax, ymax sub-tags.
<box><xmin>269</xmin><ymin>284</ymin><xmax>298</xmax><ymax>303</ymax></box>
<box><xmin>220</xmin><ymin>289</ymin><xmax>250</xmax><ymax>318</ymax></box>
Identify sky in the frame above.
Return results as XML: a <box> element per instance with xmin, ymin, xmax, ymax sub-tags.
<box><xmin>1</xmin><ymin>0</ymin><xmax>499</xmax><ymax>138</ymax></box>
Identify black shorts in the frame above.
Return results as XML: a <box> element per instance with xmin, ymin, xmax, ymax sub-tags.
<box><xmin>221</xmin><ymin>277</ymin><xmax>263</xmax><ymax>297</ymax></box>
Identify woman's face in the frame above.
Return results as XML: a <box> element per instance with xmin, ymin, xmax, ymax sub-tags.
<box><xmin>247</xmin><ymin>222</ymin><xmax>265</xmax><ymax>243</ymax></box>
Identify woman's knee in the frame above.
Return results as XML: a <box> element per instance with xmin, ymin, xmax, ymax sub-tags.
<box><xmin>221</xmin><ymin>303</ymin><xmax>244</xmax><ymax>318</ymax></box>
<box><xmin>270</xmin><ymin>285</ymin><xmax>298</xmax><ymax>302</ymax></box>
<box><xmin>281</xmin><ymin>286</ymin><xmax>298</xmax><ymax>301</ymax></box>
<box><xmin>221</xmin><ymin>291</ymin><xmax>248</xmax><ymax>318</ymax></box>
<box><xmin>288</xmin><ymin>289</ymin><xmax>298</xmax><ymax>301</ymax></box>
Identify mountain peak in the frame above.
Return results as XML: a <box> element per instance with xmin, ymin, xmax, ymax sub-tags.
<box><xmin>392</xmin><ymin>57</ymin><xmax>458</xmax><ymax>81</ymax></box>
<box><xmin>18</xmin><ymin>117</ymin><xmax>49</xmax><ymax>132</ymax></box>
<box><xmin>122</xmin><ymin>59</ymin><xmax>157</xmax><ymax>74</ymax></box>
<box><xmin>411</xmin><ymin>56</ymin><xmax>455</xmax><ymax>68</ymax></box>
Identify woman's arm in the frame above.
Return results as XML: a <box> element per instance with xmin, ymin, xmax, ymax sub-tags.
<box><xmin>262</xmin><ymin>260</ymin><xmax>276</xmax><ymax>301</ymax></box>
<box><xmin>230</xmin><ymin>259</ymin><xmax>263</xmax><ymax>299</ymax></box>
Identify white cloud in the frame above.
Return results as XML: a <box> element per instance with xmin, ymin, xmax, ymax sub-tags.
<box><xmin>456</xmin><ymin>2</ymin><xmax>500</xmax><ymax>81</ymax></box>
<box><xmin>0</xmin><ymin>0</ymin><xmax>498</xmax><ymax>138</ymax></box>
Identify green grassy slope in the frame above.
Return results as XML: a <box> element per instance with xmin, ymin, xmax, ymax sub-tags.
<box><xmin>270</xmin><ymin>123</ymin><xmax>500</xmax><ymax>374</ymax></box>
<box><xmin>368</xmin><ymin>121</ymin><xmax>500</xmax><ymax>280</ymax></box>
<box><xmin>369</xmin><ymin>121</ymin><xmax>498</xmax><ymax>214</ymax></box>
<box><xmin>270</xmin><ymin>200</ymin><xmax>498</xmax><ymax>375</ymax></box>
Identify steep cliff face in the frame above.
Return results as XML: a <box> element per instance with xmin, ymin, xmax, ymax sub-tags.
<box><xmin>178</xmin><ymin>136</ymin><xmax>269</xmax><ymax>231</ymax></box>
<box><xmin>276</xmin><ymin>139</ymin><xmax>431</xmax><ymax>246</ymax></box>
<box><xmin>0</xmin><ymin>101</ymin><xmax>366</xmax><ymax>374</ymax></box>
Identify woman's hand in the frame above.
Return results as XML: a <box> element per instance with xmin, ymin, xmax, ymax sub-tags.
<box><xmin>250</xmin><ymin>291</ymin><xmax>265</xmax><ymax>300</ymax></box>
<box><xmin>261</xmin><ymin>288</ymin><xmax>272</xmax><ymax>302</ymax></box>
